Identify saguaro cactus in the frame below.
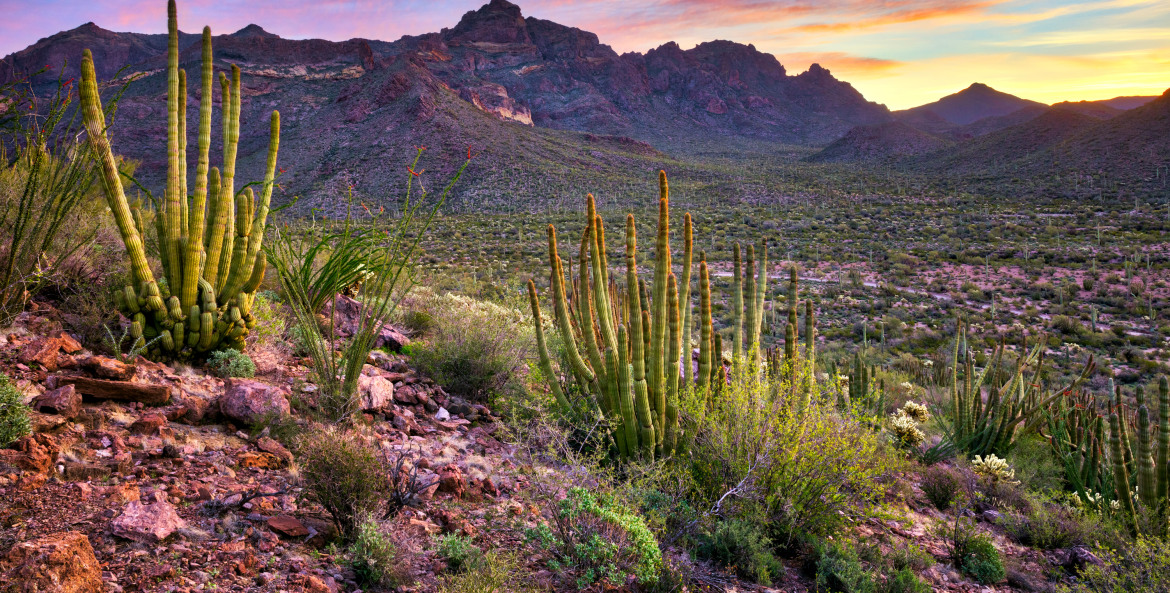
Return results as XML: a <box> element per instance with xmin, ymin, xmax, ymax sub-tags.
<box><xmin>529</xmin><ymin>172</ymin><xmax>704</xmax><ymax>460</ymax></box>
<box><xmin>79</xmin><ymin>0</ymin><xmax>279</xmax><ymax>359</ymax></box>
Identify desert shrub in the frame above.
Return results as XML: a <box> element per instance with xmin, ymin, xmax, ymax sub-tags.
<box><xmin>400</xmin><ymin>308</ymin><xmax>436</xmax><ymax>336</ymax></box>
<box><xmin>921</xmin><ymin>466</ymin><xmax>961</xmax><ymax>510</ymax></box>
<box><xmin>970</xmin><ymin>454</ymin><xmax>1018</xmax><ymax>484</ymax></box>
<box><xmin>411</xmin><ymin>292</ymin><xmax>532</xmax><ymax>403</ymax></box>
<box><xmin>1003</xmin><ymin>494</ymin><xmax>1110</xmax><ymax>550</ymax></box>
<box><xmin>0</xmin><ymin>374</ymin><xmax>31</xmax><ymax>447</ymax></box>
<box><xmin>687</xmin><ymin>359</ymin><xmax>902</xmax><ymax>541</ymax></box>
<box><xmin>297</xmin><ymin>430</ymin><xmax>391</xmax><ymax>540</ymax></box>
<box><xmin>526</xmin><ymin>486</ymin><xmax>661</xmax><ymax>588</ymax></box>
<box><xmin>349</xmin><ymin>516</ymin><xmax>411</xmax><ymax>587</ymax></box>
<box><xmin>1060</xmin><ymin>537</ymin><xmax>1170</xmax><ymax>592</ymax></box>
<box><xmin>207</xmin><ymin>349</ymin><xmax>256</xmax><ymax>378</ymax></box>
<box><xmin>881</xmin><ymin>568</ymin><xmax>931</xmax><ymax>593</ymax></box>
<box><xmin>435</xmin><ymin>550</ymin><xmax>534</xmax><ymax>593</ymax></box>
<box><xmin>695</xmin><ymin>519</ymin><xmax>785</xmax><ymax>585</ymax></box>
<box><xmin>814</xmin><ymin>541</ymin><xmax>875</xmax><ymax>593</ymax></box>
<box><xmin>438</xmin><ymin>534</ymin><xmax>484</xmax><ymax>574</ymax></box>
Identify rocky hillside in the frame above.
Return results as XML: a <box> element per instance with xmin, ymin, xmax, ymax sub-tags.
<box><xmin>805</xmin><ymin>121</ymin><xmax>952</xmax><ymax>164</ymax></box>
<box><xmin>895</xmin><ymin>83</ymin><xmax>1045</xmax><ymax>131</ymax></box>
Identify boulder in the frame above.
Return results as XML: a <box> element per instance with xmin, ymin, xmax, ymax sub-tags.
<box><xmin>438</xmin><ymin>463</ymin><xmax>465</xmax><ymax>498</ymax></box>
<box><xmin>32</xmin><ymin>384</ymin><xmax>81</xmax><ymax>418</ymax></box>
<box><xmin>0</xmin><ymin>434</ymin><xmax>58</xmax><ymax>474</ymax></box>
<box><xmin>357</xmin><ymin>372</ymin><xmax>394</xmax><ymax>411</ymax></box>
<box><xmin>267</xmin><ymin>515</ymin><xmax>309</xmax><ymax>537</ymax></box>
<box><xmin>84</xmin><ymin>356</ymin><xmax>136</xmax><ymax>381</ymax></box>
<box><xmin>53</xmin><ymin>375</ymin><xmax>169</xmax><ymax>405</ymax></box>
<box><xmin>19</xmin><ymin>337</ymin><xmax>62</xmax><ymax>371</ymax></box>
<box><xmin>129</xmin><ymin>412</ymin><xmax>167</xmax><ymax>435</ymax></box>
<box><xmin>375</xmin><ymin>325</ymin><xmax>411</xmax><ymax>353</ymax></box>
<box><xmin>256</xmin><ymin>437</ymin><xmax>294</xmax><ymax>466</ymax></box>
<box><xmin>219</xmin><ymin>379</ymin><xmax>290</xmax><ymax>426</ymax></box>
<box><xmin>5</xmin><ymin>530</ymin><xmax>105</xmax><ymax>592</ymax></box>
<box><xmin>110</xmin><ymin>500</ymin><xmax>187</xmax><ymax>543</ymax></box>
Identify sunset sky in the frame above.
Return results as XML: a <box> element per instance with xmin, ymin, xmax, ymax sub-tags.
<box><xmin>2</xmin><ymin>0</ymin><xmax>1167</xmax><ymax>109</ymax></box>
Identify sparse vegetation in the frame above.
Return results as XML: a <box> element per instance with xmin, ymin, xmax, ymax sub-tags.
<box><xmin>0</xmin><ymin>373</ymin><xmax>31</xmax><ymax>447</ymax></box>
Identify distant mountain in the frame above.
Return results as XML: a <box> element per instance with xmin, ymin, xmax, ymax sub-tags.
<box><xmin>1097</xmin><ymin>95</ymin><xmax>1158</xmax><ymax>110</ymax></box>
<box><xmin>895</xmin><ymin>83</ymin><xmax>1046</xmax><ymax>127</ymax></box>
<box><xmin>805</xmin><ymin>122</ymin><xmax>951</xmax><ymax>163</ymax></box>
<box><xmin>1050</xmin><ymin>101</ymin><xmax>1123</xmax><ymax>120</ymax></box>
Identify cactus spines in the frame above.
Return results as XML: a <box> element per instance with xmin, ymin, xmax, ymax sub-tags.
<box><xmin>698</xmin><ymin>257</ymin><xmax>713</xmax><ymax>393</ymax></box>
<box><xmin>1110</xmin><ymin>412</ymin><xmax>1138</xmax><ymax>528</ymax></box>
<box><xmin>680</xmin><ymin>214</ymin><xmax>694</xmax><ymax>389</ymax></box>
<box><xmin>732</xmin><ymin>243</ymin><xmax>743</xmax><ymax>362</ymax></box>
<box><xmin>1158</xmin><ymin>377</ymin><xmax>1170</xmax><ymax>503</ymax></box>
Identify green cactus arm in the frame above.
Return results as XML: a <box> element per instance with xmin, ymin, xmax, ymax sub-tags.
<box><xmin>221</xmin><ymin>111</ymin><xmax>280</xmax><ymax>303</ymax></box>
<box><xmin>203</xmin><ymin>73</ymin><xmax>232</xmax><ymax>284</ymax></box>
<box><xmin>574</xmin><ymin>222</ymin><xmax>606</xmax><ymax>383</ymax></box>
<box><xmin>616</xmin><ymin>325</ymin><xmax>640</xmax><ymax>456</ymax></box>
<box><xmin>215</xmin><ymin>65</ymin><xmax>242</xmax><ymax>291</ymax></box>
<box><xmin>1139</xmin><ymin>406</ymin><xmax>1157</xmax><ymax>507</ymax></box>
<box><xmin>1157</xmin><ymin>376</ymin><xmax>1169</xmax><ymax>503</ymax></box>
<box><xmin>80</xmin><ymin>53</ymin><xmax>156</xmax><ymax>290</ymax></box>
<box><xmin>732</xmin><ymin>243</ymin><xmax>743</xmax><ymax>362</ymax></box>
<box><xmin>590</xmin><ymin>215</ymin><xmax>619</xmax><ymax>355</ymax></box>
<box><xmin>178</xmin><ymin>68</ymin><xmax>189</xmax><ymax>244</ymax></box>
<box><xmin>665</xmin><ymin>273</ymin><xmax>680</xmax><ymax>455</ymax></box>
<box><xmin>743</xmin><ymin>244</ymin><xmax>755</xmax><ymax>362</ymax></box>
<box><xmin>754</xmin><ymin>240</ymin><xmax>767</xmax><ymax>359</ymax></box>
<box><xmin>680</xmin><ymin>213</ymin><xmax>694</xmax><ymax>389</ymax></box>
<box><xmin>626</xmin><ymin>215</ymin><xmax>645</xmax><ymax>383</ymax></box>
<box><xmin>161</xmin><ymin>0</ymin><xmax>184</xmax><ymax>296</ymax></box>
<box><xmin>181</xmin><ymin>29</ymin><xmax>213</xmax><ymax>311</ymax></box>
<box><xmin>649</xmin><ymin>179</ymin><xmax>670</xmax><ymax>440</ymax></box>
<box><xmin>546</xmin><ymin>226</ymin><xmax>594</xmax><ymax>385</ymax></box>
<box><xmin>604</xmin><ymin>348</ymin><xmax>628</xmax><ymax>457</ymax></box>
<box><xmin>528</xmin><ymin>280</ymin><xmax>572</xmax><ymax>416</ymax></box>
<box><xmin>698</xmin><ymin>258</ymin><xmax>712</xmax><ymax>392</ymax></box>
<box><xmin>1110</xmin><ymin>413</ymin><xmax>1139</xmax><ymax>531</ymax></box>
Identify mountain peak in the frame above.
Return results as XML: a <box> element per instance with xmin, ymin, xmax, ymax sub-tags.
<box><xmin>446</xmin><ymin>0</ymin><xmax>530</xmax><ymax>44</ymax></box>
<box><xmin>233</xmin><ymin>24</ymin><xmax>277</xmax><ymax>38</ymax></box>
<box><xmin>901</xmin><ymin>82</ymin><xmax>1045</xmax><ymax>125</ymax></box>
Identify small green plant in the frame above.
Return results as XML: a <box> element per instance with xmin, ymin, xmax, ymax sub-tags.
<box><xmin>921</xmin><ymin>465</ymin><xmax>962</xmax><ymax>511</ymax></box>
<box><xmin>971</xmin><ymin>454</ymin><xmax>1019</xmax><ymax>484</ymax></box>
<box><xmin>435</xmin><ymin>550</ymin><xmax>534</xmax><ymax>593</ymax></box>
<box><xmin>349</xmin><ymin>516</ymin><xmax>410</xmax><ymax>587</ymax></box>
<box><xmin>881</xmin><ymin>568</ymin><xmax>931</xmax><ymax>593</ymax></box>
<box><xmin>0</xmin><ymin>373</ymin><xmax>32</xmax><ymax>447</ymax></box>
<box><xmin>102</xmin><ymin>323</ymin><xmax>162</xmax><ymax>363</ymax></box>
<box><xmin>438</xmin><ymin>534</ymin><xmax>484</xmax><ymax>574</ymax></box>
<box><xmin>1061</xmin><ymin>536</ymin><xmax>1170</xmax><ymax>592</ymax></box>
<box><xmin>815</xmin><ymin>540</ymin><xmax>875</xmax><ymax>593</ymax></box>
<box><xmin>246</xmin><ymin>292</ymin><xmax>287</xmax><ymax>349</ymax></box>
<box><xmin>695</xmin><ymin>519</ymin><xmax>784</xmax><ymax>585</ymax></box>
<box><xmin>207</xmin><ymin>348</ymin><xmax>256</xmax><ymax>378</ymax></box>
<box><xmin>527</xmin><ymin>487</ymin><xmax>661</xmax><ymax>588</ymax></box>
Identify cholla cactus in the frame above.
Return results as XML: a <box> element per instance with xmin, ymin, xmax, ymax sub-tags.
<box><xmin>971</xmin><ymin>454</ymin><xmax>1019</xmax><ymax>484</ymax></box>
<box><xmin>901</xmin><ymin>401</ymin><xmax>929</xmax><ymax>423</ymax></box>
<box><xmin>889</xmin><ymin>412</ymin><xmax>926</xmax><ymax>449</ymax></box>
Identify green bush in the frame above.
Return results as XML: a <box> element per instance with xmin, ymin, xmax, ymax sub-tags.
<box><xmin>0</xmin><ymin>374</ymin><xmax>31</xmax><ymax>447</ymax></box>
<box><xmin>696</xmin><ymin>519</ymin><xmax>784</xmax><ymax>585</ymax></box>
<box><xmin>297</xmin><ymin>430</ymin><xmax>391</xmax><ymax>540</ymax></box>
<box><xmin>246</xmin><ymin>292</ymin><xmax>287</xmax><ymax>350</ymax></box>
<box><xmin>881</xmin><ymin>568</ymin><xmax>931</xmax><ymax>593</ymax></box>
<box><xmin>411</xmin><ymin>292</ymin><xmax>532</xmax><ymax>403</ymax></box>
<box><xmin>208</xmin><ymin>348</ymin><xmax>256</xmax><ymax>378</ymax></box>
<box><xmin>438</xmin><ymin>534</ymin><xmax>484</xmax><ymax>574</ymax></box>
<box><xmin>436</xmin><ymin>550</ymin><xmax>535</xmax><ymax>593</ymax></box>
<box><xmin>686</xmin><ymin>360</ymin><xmax>902</xmax><ymax>541</ymax></box>
<box><xmin>350</xmin><ymin>516</ymin><xmax>410</xmax><ymax>587</ymax></box>
<box><xmin>957</xmin><ymin>533</ymin><xmax>1004</xmax><ymax>585</ymax></box>
<box><xmin>527</xmin><ymin>487</ymin><xmax>661</xmax><ymax>588</ymax></box>
<box><xmin>815</xmin><ymin>541</ymin><xmax>875</xmax><ymax>593</ymax></box>
<box><xmin>921</xmin><ymin>465</ymin><xmax>961</xmax><ymax>511</ymax></box>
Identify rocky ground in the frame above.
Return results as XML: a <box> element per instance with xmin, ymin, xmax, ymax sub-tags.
<box><xmin>0</xmin><ymin>300</ymin><xmax>1102</xmax><ymax>592</ymax></box>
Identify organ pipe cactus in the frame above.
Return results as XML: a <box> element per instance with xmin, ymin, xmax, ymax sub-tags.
<box><xmin>79</xmin><ymin>0</ymin><xmax>279</xmax><ymax>359</ymax></box>
<box><xmin>529</xmin><ymin>172</ymin><xmax>705</xmax><ymax>460</ymax></box>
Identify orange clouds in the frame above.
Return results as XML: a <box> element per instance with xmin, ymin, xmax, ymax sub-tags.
<box><xmin>777</xmin><ymin>52</ymin><xmax>902</xmax><ymax>78</ymax></box>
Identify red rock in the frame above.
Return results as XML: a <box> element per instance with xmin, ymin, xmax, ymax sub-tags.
<box><xmin>438</xmin><ymin>463</ymin><xmax>465</xmax><ymax>498</ymax></box>
<box><xmin>0</xmin><ymin>434</ymin><xmax>58</xmax><ymax>474</ymax></box>
<box><xmin>267</xmin><ymin>515</ymin><xmax>309</xmax><ymax>537</ymax></box>
<box><xmin>110</xmin><ymin>500</ymin><xmax>187</xmax><ymax>543</ymax></box>
<box><xmin>5</xmin><ymin>530</ymin><xmax>105</xmax><ymax>593</ymax></box>
<box><xmin>482</xmin><ymin>476</ymin><xmax>500</xmax><ymax>497</ymax></box>
<box><xmin>53</xmin><ymin>375</ymin><xmax>169</xmax><ymax>405</ymax></box>
<box><xmin>32</xmin><ymin>384</ymin><xmax>81</xmax><ymax>418</ymax></box>
<box><xmin>256</xmin><ymin>437</ymin><xmax>293</xmax><ymax>466</ymax></box>
<box><xmin>394</xmin><ymin>384</ymin><xmax>418</xmax><ymax>405</ymax></box>
<box><xmin>106</xmin><ymin>483</ymin><xmax>141</xmax><ymax>504</ymax></box>
<box><xmin>219</xmin><ymin>379</ymin><xmax>290</xmax><ymax>426</ymax></box>
<box><xmin>56</xmin><ymin>331</ymin><xmax>83</xmax><ymax>354</ymax></box>
<box><xmin>84</xmin><ymin>355</ymin><xmax>136</xmax><ymax>380</ymax></box>
<box><xmin>129</xmin><ymin>412</ymin><xmax>167</xmax><ymax>435</ymax></box>
<box><xmin>237</xmin><ymin>452</ymin><xmax>281</xmax><ymax>469</ymax></box>
<box><xmin>20</xmin><ymin>337</ymin><xmax>62</xmax><ymax>371</ymax></box>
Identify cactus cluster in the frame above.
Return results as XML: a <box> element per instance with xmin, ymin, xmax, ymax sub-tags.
<box><xmin>529</xmin><ymin>172</ymin><xmax>798</xmax><ymax>460</ymax></box>
<box><xmin>946</xmin><ymin>323</ymin><xmax>1094</xmax><ymax>457</ymax></box>
<box><xmin>79</xmin><ymin>0</ymin><xmax>279</xmax><ymax>359</ymax></box>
